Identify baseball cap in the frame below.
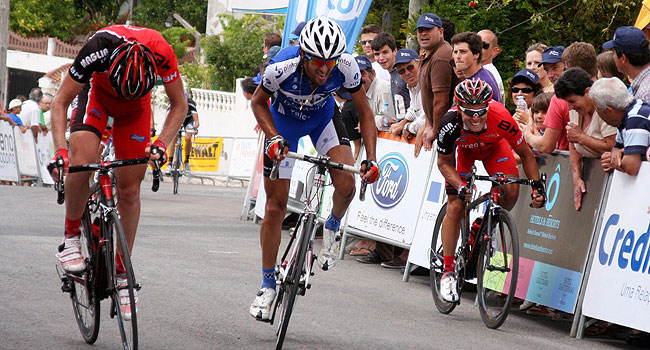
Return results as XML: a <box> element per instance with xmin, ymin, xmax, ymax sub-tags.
<box><xmin>355</xmin><ymin>55</ymin><xmax>373</xmax><ymax>71</ymax></box>
<box><xmin>291</xmin><ymin>21</ymin><xmax>306</xmax><ymax>39</ymax></box>
<box><xmin>603</xmin><ymin>26</ymin><xmax>650</xmax><ymax>53</ymax></box>
<box><xmin>393</xmin><ymin>49</ymin><xmax>419</xmax><ymax>68</ymax></box>
<box><xmin>265</xmin><ymin>45</ymin><xmax>281</xmax><ymax>60</ymax></box>
<box><xmin>512</xmin><ymin>69</ymin><xmax>540</xmax><ymax>84</ymax></box>
<box><xmin>8</xmin><ymin>99</ymin><xmax>23</xmax><ymax>110</ymax></box>
<box><xmin>416</xmin><ymin>13</ymin><xmax>442</xmax><ymax>29</ymax></box>
<box><xmin>538</xmin><ymin>46</ymin><xmax>565</xmax><ymax>66</ymax></box>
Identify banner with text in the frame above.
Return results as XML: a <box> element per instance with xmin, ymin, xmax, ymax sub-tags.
<box><xmin>35</xmin><ymin>132</ymin><xmax>55</xmax><ymax>185</ymax></box>
<box><xmin>188</xmin><ymin>137</ymin><xmax>224</xmax><ymax>172</ymax></box>
<box><xmin>583</xmin><ymin>164</ymin><xmax>650</xmax><ymax>332</ymax></box>
<box><xmin>14</xmin><ymin>129</ymin><xmax>38</xmax><ymax>177</ymax></box>
<box><xmin>0</xmin><ymin>123</ymin><xmax>19</xmax><ymax>182</ymax></box>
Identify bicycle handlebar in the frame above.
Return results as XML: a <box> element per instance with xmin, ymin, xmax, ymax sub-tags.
<box><xmin>465</xmin><ymin>165</ymin><xmax>547</xmax><ymax>207</ymax></box>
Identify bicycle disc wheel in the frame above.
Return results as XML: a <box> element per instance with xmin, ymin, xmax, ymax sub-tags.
<box><xmin>429</xmin><ymin>203</ymin><xmax>457</xmax><ymax>314</ymax></box>
<box><xmin>107</xmin><ymin>212</ymin><xmax>138</xmax><ymax>350</ymax></box>
<box><xmin>275</xmin><ymin>215</ymin><xmax>312</xmax><ymax>350</ymax></box>
<box><xmin>70</xmin><ymin>205</ymin><xmax>101</xmax><ymax>344</ymax></box>
<box><xmin>477</xmin><ymin>208</ymin><xmax>519</xmax><ymax>329</ymax></box>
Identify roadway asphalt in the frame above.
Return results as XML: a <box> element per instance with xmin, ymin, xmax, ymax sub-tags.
<box><xmin>0</xmin><ymin>181</ymin><xmax>628</xmax><ymax>349</ymax></box>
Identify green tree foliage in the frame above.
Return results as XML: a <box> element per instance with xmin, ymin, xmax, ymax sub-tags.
<box><xmin>359</xmin><ymin>1</ymin><xmax>410</xmax><ymax>54</ymax></box>
<box><xmin>10</xmin><ymin>0</ymin><xmax>85</xmax><ymax>41</ymax></box>
<box><xmin>161</xmin><ymin>27</ymin><xmax>196</xmax><ymax>60</ymax></box>
<box><xmin>203</xmin><ymin>14</ymin><xmax>278</xmax><ymax>91</ymax></box>
<box><xmin>132</xmin><ymin>0</ymin><xmax>208</xmax><ymax>33</ymax></box>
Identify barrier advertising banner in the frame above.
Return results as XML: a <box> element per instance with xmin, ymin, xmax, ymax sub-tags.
<box><xmin>346</xmin><ymin>133</ymin><xmax>434</xmax><ymax>245</ymax></box>
<box><xmin>188</xmin><ymin>137</ymin><xmax>224</xmax><ymax>172</ymax></box>
<box><xmin>506</xmin><ymin>154</ymin><xmax>607</xmax><ymax>313</ymax></box>
<box><xmin>0</xmin><ymin>123</ymin><xmax>19</xmax><ymax>182</ymax></box>
<box><xmin>228</xmin><ymin>138</ymin><xmax>258</xmax><ymax>179</ymax></box>
<box><xmin>582</xmin><ymin>164</ymin><xmax>650</xmax><ymax>332</ymax></box>
<box><xmin>14</xmin><ymin>129</ymin><xmax>38</xmax><ymax>177</ymax></box>
<box><xmin>36</xmin><ymin>132</ymin><xmax>55</xmax><ymax>185</ymax></box>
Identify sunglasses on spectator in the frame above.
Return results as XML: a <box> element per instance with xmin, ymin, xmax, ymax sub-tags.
<box><xmin>459</xmin><ymin>105</ymin><xmax>489</xmax><ymax>118</ymax></box>
<box><xmin>512</xmin><ymin>87</ymin><xmax>534</xmax><ymax>93</ymax></box>
<box><xmin>360</xmin><ymin>39</ymin><xmax>373</xmax><ymax>46</ymax></box>
<box><xmin>397</xmin><ymin>64</ymin><xmax>416</xmax><ymax>75</ymax></box>
<box><xmin>483</xmin><ymin>41</ymin><xmax>490</xmax><ymax>49</ymax></box>
<box><xmin>305</xmin><ymin>53</ymin><xmax>338</xmax><ymax>69</ymax></box>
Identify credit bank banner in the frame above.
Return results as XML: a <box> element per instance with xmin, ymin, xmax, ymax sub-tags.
<box><xmin>282</xmin><ymin>0</ymin><xmax>373</xmax><ymax>51</ymax></box>
<box><xmin>0</xmin><ymin>122</ymin><xmax>18</xmax><ymax>182</ymax></box>
<box><xmin>346</xmin><ymin>133</ymin><xmax>434</xmax><ymax>245</ymax></box>
<box><xmin>506</xmin><ymin>154</ymin><xmax>607</xmax><ymax>313</ymax></box>
<box><xmin>583</xmin><ymin>164</ymin><xmax>650</xmax><ymax>332</ymax></box>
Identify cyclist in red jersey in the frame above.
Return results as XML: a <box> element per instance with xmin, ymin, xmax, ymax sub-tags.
<box><xmin>49</xmin><ymin>25</ymin><xmax>187</xmax><ymax>320</ymax></box>
<box><xmin>436</xmin><ymin>79</ymin><xmax>545</xmax><ymax>302</ymax></box>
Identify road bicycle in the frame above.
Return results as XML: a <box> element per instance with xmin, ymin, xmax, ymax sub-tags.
<box><xmin>267</xmin><ymin>149</ymin><xmax>368</xmax><ymax>349</ymax></box>
<box><xmin>169</xmin><ymin>125</ymin><xmax>197</xmax><ymax>195</ymax></box>
<box><xmin>429</xmin><ymin>165</ymin><xmax>545</xmax><ymax>329</ymax></box>
<box><xmin>50</xmin><ymin>156</ymin><xmax>161</xmax><ymax>350</ymax></box>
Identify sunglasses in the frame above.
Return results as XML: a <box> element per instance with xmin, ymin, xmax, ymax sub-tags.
<box><xmin>360</xmin><ymin>39</ymin><xmax>373</xmax><ymax>46</ymax></box>
<box><xmin>512</xmin><ymin>87</ymin><xmax>534</xmax><ymax>93</ymax></box>
<box><xmin>459</xmin><ymin>105</ymin><xmax>489</xmax><ymax>118</ymax></box>
<box><xmin>305</xmin><ymin>53</ymin><xmax>338</xmax><ymax>70</ymax></box>
<box><xmin>397</xmin><ymin>64</ymin><xmax>416</xmax><ymax>75</ymax></box>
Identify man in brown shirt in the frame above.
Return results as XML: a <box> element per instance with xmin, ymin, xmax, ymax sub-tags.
<box><xmin>416</xmin><ymin>13</ymin><xmax>457</xmax><ymax>156</ymax></box>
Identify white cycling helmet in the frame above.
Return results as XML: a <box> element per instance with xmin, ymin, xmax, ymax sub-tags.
<box><xmin>300</xmin><ymin>16</ymin><xmax>347</xmax><ymax>60</ymax></box>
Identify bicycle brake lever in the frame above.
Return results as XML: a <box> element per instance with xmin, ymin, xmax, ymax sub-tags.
<box><xmin>151</xmin><ymin>160</ymin><xmax>161</xmax><ymax>192</ymax></box>
<box><xmin>359</xmin><ymin>178</ymin><xmax>368</xmax><ymax>201</ymax></box>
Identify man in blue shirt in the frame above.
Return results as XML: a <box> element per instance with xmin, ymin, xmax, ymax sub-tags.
<box><xmin>591</xmin><ymin>77</ymin><xmax>650</xmax><ymax>175</ymax></box>
<box><xmin>249</xmin><ymin>16</ymin><xmax>379</xmax><ymax>321</ymax></box>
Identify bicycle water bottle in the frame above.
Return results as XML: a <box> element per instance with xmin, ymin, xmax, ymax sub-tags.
<box><xmin>516</xmin><ymin>96</ymin><xmax>527</xmax><ymax>111</ymax></box>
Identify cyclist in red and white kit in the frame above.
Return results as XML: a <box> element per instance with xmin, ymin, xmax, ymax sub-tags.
<box><xmin>436</xmin><ymin>79</ymin><xmax>545</xmax><ymax>302</ymax></box>
<box><xmin>49</xmin><ymin>25</ymin><xmax>188</xmax><ymax>320</ymax></box>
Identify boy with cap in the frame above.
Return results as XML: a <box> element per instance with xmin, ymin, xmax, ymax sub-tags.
<box><xmin>604</xmin><ymin>26</ymin><xmax>650</xmax><ymax>102</ymax></box>
<box><xmin>415</xmin><ymin>13</ymin><xmax>457</xmax><ymax>151</ymax></box>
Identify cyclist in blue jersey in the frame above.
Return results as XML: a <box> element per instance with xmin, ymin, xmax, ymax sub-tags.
<box><xmin>249</xmin><ymin>17</ymin><xmax>380</xmax><ymax>321</ymax></box>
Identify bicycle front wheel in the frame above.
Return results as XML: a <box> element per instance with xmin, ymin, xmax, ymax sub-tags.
<box><xmin>429</xmin><ymin>203</ymin><xmax>457</xmax><ymax>314</ymax></box>
<box><xmin>476</xmin><ymin>208</ymin><xmax>519</xmax><ymax>329</ymax></box>
<box><xmin>172</xmin><ymin>143</ymin><xmax>182</xmax><ymax>195</ymax></box>
<box><xmin>275</xmin><ymin>214</ymin><xmax>312</xmax><ymax>350</ymax></box>
<box><xmin>107</xmin><ymin>211</ymin><xmax>138</xmax><ymax>350</ymax></box>
<box><xmin>70</xmin><ymin>203</ymin><xmax>101</xmax><ymax>344</ymax></box>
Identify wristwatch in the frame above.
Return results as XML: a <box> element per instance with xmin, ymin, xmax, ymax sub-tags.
<box><xmin>402</xmin><ymin>122</ymin><xmax>411</xmax><ymax>135</ymax></box>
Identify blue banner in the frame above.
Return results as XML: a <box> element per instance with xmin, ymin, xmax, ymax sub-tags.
<box><xmin>281</xmin><ymin>0</ymin><xmax>374</xmax><ymax>53</ymax></box>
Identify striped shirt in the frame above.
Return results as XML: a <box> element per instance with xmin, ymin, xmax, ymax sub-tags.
<box><xmin>615</xmin><ymin>99</ymin><xmax>650</xmax><ymax>156</ymax></box>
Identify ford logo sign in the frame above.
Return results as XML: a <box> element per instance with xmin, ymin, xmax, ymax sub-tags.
<box><xmin>371</xmin><ymin>153</ymin><xmax>408</xmax><ymax>209</ymax></box>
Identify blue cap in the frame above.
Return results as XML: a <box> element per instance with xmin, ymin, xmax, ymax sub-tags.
<box><xmin>393</xmin><ymin>49</ymin><xmax>419</xmax><ymax>68</ymax></box>
<box><xmin>355</xmin><ymin>55</ymin><xmax>373</xmax><ymax>71</ymax></box>
<box><xmin>291</xmin><ymin>21</ymin><xmax>306</xmax><ymax>38</ymax></box>
<box><xmin>539</xmin><ymin>46</ymin><xmax>565</xmax><ymax>66</ymax></box>
<box><xmin>265</xmin><ymin>45</ymin><xmax>281</xmax><ymax>59</ymax></box>
<box><xmin>603</xmin><ymin>26</ymin><xmax>649</xmax><ymax>53</ymax></box>
<box><xmin>512</xmin><ymin>69</ymin><xmax>539</xmax><ymax>84</ymax></box>
<box><xmin>253</xmin><ymin>73</ymin><xmax>262</xmax><ymax>86</ymax></box>
<box><xmin>336</xmin><ymin>87</ymin><xmax>352</xmax><ymax>101</ymax></box>
<box><xmin>416</xmin><ymin>13</ymin><xmax>442</xmax><ymax>29</ymax></box>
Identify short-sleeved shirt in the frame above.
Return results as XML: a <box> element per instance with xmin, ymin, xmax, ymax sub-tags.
<box><xmin>570</xmin><ymin>109</ymin><xmax>617</xmax><ymax>158</ymax></box>
<box><xmin>482</xmin><ymin>63</ymin><xmax>505</xmax><ymax>102</ymax></box>
<box><xmin>7</xmin><ymin>113</ymin><xmax>24</xmax><ymax>126</ymax></box>
<box><xmin>390</xmin><ymin>69</ymin><xmax>410</xmax><ymax>118</ymax></box>
<box><xmin>68</xmin><ymin>25</ymin><xmax>180</xmax><ymax>98</ymax></box>
<box><xmin>19</xmin><ymin>100</ymin><xmax>40</xmax><ymax>127</ymax></box>
<box><xmin>631</xmin><ymin>65</ymin><xmax>650</xmax><ymax>103</ymax></box>
<box><xmin>418</xmin><ymin>41</ymin><xmax>457</xmax><ymax>129</ymax></box>
<box><xmin>542</xmin><ymin>95</ymin><xmax>570</xmax><ymax>150</ymax></box>
<box><xmin>615</xmin><ymin>99</ymin><xmax>650</xmax><ymax>156</ymax></box>
<box><xmin>468</xmin><ymin>67</ymin><xmax>503</xmax><ymax>103</ymax></box>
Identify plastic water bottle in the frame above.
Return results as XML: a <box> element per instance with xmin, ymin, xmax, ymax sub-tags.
<box><xmin>516</xmin><ymin>96</ymin><xmax>528</xmax><ymax>111</ymax></box>
<box><xmin>379</xmin><ymin>102</ymin><xmax>390</xmax><ymax>131</ymax></box>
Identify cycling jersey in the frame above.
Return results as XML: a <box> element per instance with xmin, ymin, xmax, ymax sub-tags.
<box><xmin>259</xmin><ymin>46</ymin><xmax>361</xmax><ymax>179</ymax></box>
<box><xmin>437</xmin><ymin>100</ymin><xmax>524</xmax><ymax>191</ymax></box>
<box><xmin>168</xmin><ymin>97</ymin><xmax>198</xmax><ymax>128</ymax></box>
<box><xmin>68</xmin><ymin>25</ymin><xmax>179</xmax><ymax>159</ymax></box>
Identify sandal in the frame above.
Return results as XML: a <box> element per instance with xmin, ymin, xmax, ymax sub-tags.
<box><xmin>349</xmin><ymin>247</ymin><xmax>372</xmax><ymax>256</ymax></box>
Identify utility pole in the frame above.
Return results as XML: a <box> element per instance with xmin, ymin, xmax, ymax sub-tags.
<box><xmin>407</xmin><ymin>0</ymin><xmax>429</xmax><ymax>50</ymax></box>
<box><xmin>0</xmin><ymin>0</ymin><xmax>9</xmax><ymax>109</ymax></box>
<box><xmin>173</xmin><ymin>13</ymin><xmax>202</xmax><ymax>62</ymax></box>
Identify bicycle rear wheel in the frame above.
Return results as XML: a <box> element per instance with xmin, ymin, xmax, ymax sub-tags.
<box><xmin>107</xmin><ymin>211</ymin><xmax>138</xmax><ymax>350</ymax></box>
<box><xmin>477</xmin><ymin>208</ymin><xmax>519</xmax><ymax>329</ymax></box>
<box><xmin>172</xmin><ymin>142</ymin><xmax>182</xmax><ymax>195</ymax></box>
<box><xmin>275</xmin><ymin>214</ymin><xmax>312</xmax><ymax>350</ymax></box>
<box><xmin>69</xmin><ymin>202</ymin><xmax>101</xmax><ymax>344</ymax></box>
<box><xmin>429</xmin><ymin>203</ymin><xmax>457</xmax><ymax>314</ymax></box>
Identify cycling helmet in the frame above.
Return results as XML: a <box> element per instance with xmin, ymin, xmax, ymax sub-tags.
<box><xmin>300</xmin><ymin>16</ymin><xmax>347</xmax><ymax>60</ymax></box>
<box><xmin>108</xmin><ymin>41</ymin><xmax>157</xmax><ymax>100</ymax></box>
<box><xmin>454</xmin><ymin>78</ymin><xmax>493</xmax><ymax>105</ymax></box>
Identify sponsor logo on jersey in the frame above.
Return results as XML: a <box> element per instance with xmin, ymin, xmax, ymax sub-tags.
<box><xmin>79</xmin><ymin>48</ymin><xmax>110</xmax><ymax>69</ymax></box>
<box><xmin>372</xmin><ymin>153</ymin><xmax>409</xmax><ymax>209</ymax></box>
<box><xmin>154</xmin><ymin>52</ymin><xmax>171</xmax><ymax>71</ymax></box>
<box><xmin>162</xmin><ymin>71</ymin><xmax>177</xmax><ymax>83</ymax></box>
<box><xmin>69</xmin><ymin>66</ymin><xmax>84</xmax><ymax>80</ymax></box>
<box><xmin>130</xmin><ymin>134</ymin><xmax>146</xmax><ymax>142</ymax></box>
<box><xmin>496</xmin><ymin>156</ymin><xmax>510</xmax><ymax>163</ymax></box>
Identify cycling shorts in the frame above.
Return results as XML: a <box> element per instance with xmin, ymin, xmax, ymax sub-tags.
<box><xmin>263</xmin><ymin>108</ymin><xmax>350</xmax><ymax>179</ymax></box>
<box><xmin>445</xmin><ymin>138</ymin><xmax>518</xmax><ymax>195</ymax></box>
<box><xmin>70</xmin><ymin>83</ymin><xmax>152</xmax><ymax>159</ymax></box>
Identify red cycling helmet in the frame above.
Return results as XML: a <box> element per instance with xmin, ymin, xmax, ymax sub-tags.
<box><xmin>454</xmin><ymin>78</ymin><xmax>493</xmax><ymax>105</ymax></box>
<box><xmin>108</xmin><ymin>41</ymin><xmax>157</xmax><ymax>100</ymax></box>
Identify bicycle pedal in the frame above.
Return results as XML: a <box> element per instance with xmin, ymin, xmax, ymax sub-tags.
<box><xmin>306</xmin><ymin>283</ymin><xmax>311</xmax><ymax>289</ymax></box>
<box><xmin>135</xmin><ymin>283</ymin><xmax>142</xmax><ymax>291</ymax></box>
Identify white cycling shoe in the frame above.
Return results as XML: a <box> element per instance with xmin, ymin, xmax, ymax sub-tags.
<box><xmin>440</xmin><ymin>272</ymin><xmax>459</xmax><ymax>302</ymax></box>
<box><xmin>249</xmin><ymin>287</ymin><xmax>276</xmax><ymax>321</ymax></box>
